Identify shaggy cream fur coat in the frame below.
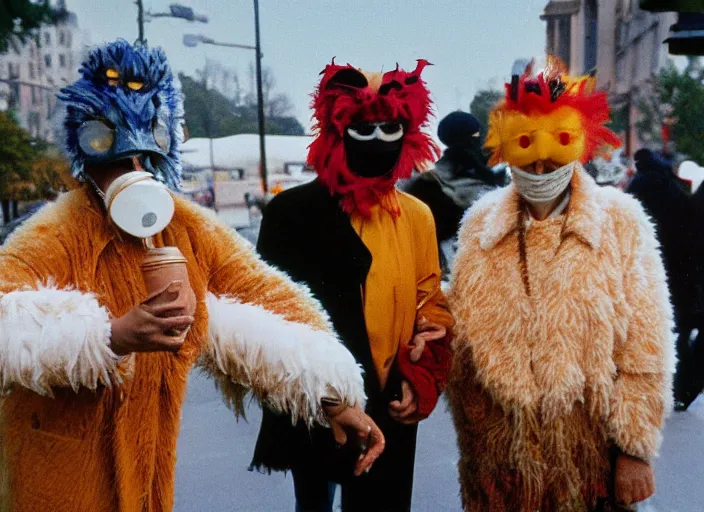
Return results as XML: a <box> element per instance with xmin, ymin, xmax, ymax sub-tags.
<box><xmin>448</xmin><ymin>167</ymin><xmax>675</xmax><ymax>511</ymax></box>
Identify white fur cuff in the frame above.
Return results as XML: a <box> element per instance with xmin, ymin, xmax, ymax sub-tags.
<box><xmin>0</xmin><ymin>287</ymin><xmax>119</xmax><ymax>396</ymax></box>
<box><xmin>205</xmin><ymin>293</ymin><xmax>366</xmax><ymax>425</ymax></box>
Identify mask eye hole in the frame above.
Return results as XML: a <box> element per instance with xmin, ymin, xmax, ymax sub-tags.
<box><xmin>379</xmin><ymin>80</ymin><xmax>402</xmax><ymax>95</ymax></box>
<box><xmin>78</xmin><ymin>120</ymin><xmax>114</xmax><ymax>156</ymax></box>
<box><xmin>106</xmin><ymin>68</ymin><xmax>120</xmax><ymax>86</ymax></box>
<box><xmin>153</xmin><ymin>119</ymin><xmax>170</xmax><ymax>152</ymax></box>
<box><xmin>559</xmin><ymin>132</ymin><xmax>571</xmax><ymax>146</ymax></box>
<box><xmin>379</xmin><ymin>123</ymin><xmax>403</xmax><ymax>135</ymax></box>
<box><xmin>348</xmin><ymin>123</ymin><xmax>376</xmax><ymax>137</ymax></box>
<box><xmin>519</xmin><ymin>135</ymin><xmax>531</xmax><ymax>149</ymax></box>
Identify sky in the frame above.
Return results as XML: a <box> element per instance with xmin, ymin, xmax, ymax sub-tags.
<box><xmin>65</xmin><ymin>0</ymin><xmax>550</xmax><ymax>135</ymax></box>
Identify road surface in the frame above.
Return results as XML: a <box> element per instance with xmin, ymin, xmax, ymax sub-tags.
<box><xmin>175</xmin><ymin>370</ymin><xmax>704</xmax><ymax>511</ymax></box>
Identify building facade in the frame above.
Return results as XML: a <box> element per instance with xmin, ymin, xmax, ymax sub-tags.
<box><xmin>0</xmin><ymin>1</ymin><xmax>88</xmax><ymax>143</ymax></box>
<box><xmin>542</xmin><ymin>0</ymin><xmax>677</xmax><ymax>156</ymax></box>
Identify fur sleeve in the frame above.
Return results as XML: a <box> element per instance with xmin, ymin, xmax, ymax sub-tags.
<box><xmin>0</xmin><ymin>283</ymin><xmax>122</xmax><ymax>397</ymax></box>
<box><xmin>202</xmin><ymin>293</ymin><xmax>365</xmax><ymax>425</ymax></box>
<box><xmin>606</xmin><ymin>195</ymin><xmax>676</xmax><ymax>460</ymax></box>
<box><xmin>184</xmin><ymin>200</ymin><xmax>366</xmax><ymax>424</ymax></box>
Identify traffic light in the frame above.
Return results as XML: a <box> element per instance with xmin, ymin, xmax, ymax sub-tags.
<box><xmin>665</xmin><ymin>13</ymin><xmax>704</xmax><ymax>55</ymax></box>
<box><xmin>641</xmin><ymin>1</ymin><xmax>704</xmax><ymax>55</ymax></box>
<box><xmin>640</xmin><ymin>0</ymin><xmax>704</xmax><ymax>11</ymax></box>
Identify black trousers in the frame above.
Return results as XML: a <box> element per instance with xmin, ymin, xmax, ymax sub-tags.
<box><xmin>674</xmin><ymin>322</ymin><xmax>704</xmax><ymax>409</ymax></box>
<box><xmin>292</xmin><ymin>410</ymin><xmax>418</xmax><ymax>512</ymax></box>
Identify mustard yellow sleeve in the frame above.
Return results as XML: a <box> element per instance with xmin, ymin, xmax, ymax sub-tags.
<box><xmin>414</xmin><ymin>204</ymin><xmax>454</xmax><ymax>330</ymax></box>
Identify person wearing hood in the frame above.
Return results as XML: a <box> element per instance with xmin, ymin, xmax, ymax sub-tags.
<box><xmin>401</xmin><ymin>111</ymin><xmax>503</xmax><ymax>273</ymax></box>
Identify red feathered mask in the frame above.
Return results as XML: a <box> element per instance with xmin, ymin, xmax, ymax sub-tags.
<box><xmin>485</xmin><ymin>57</ymin><xmax>622</xmax><ymax>168</ymax></box>
<box><xmin>308</xmin><ymin>59</ymin><xmax>439</xmax><ymax>217</ymax></box>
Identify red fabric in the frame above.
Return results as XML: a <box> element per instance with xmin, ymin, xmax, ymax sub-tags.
<box><xmin>396</xmin><ymin>334</ymin><xmax>452</xmax><ymax>417</ymax></box>
<box><xmin>307</xmin><ymin>59</ymin><xmax>439</xmax><ymax>217</ymax></box>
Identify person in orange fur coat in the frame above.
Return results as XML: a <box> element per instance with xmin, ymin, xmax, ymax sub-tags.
<box><xmin>0</xmin><ymin>41</ymin><xmax>384</xmax><ymax>512</ymax></box>
<box><xmin>447</xmin><ymin>59</ymin><xmax>676</xmax><ymax>511</ymax></box>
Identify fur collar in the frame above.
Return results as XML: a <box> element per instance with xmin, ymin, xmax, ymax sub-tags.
<box><xmin>479</xmin><ymin>163</ymin><xmax>605</xmax><ymax>251</ymax></box>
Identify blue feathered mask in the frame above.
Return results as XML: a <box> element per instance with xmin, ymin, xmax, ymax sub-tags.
<box><xmin>59</xmin><ymin>40</ymin><xmax>184</xmax><ymax>189</ymax></box>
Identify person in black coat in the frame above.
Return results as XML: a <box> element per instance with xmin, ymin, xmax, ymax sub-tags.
<box><xmin>249</xmin><ymin>60</ymin><xmax>454</xmax><ymax>512</ymax></box>
<box><xmin>627</xmin><ymin>148</ymin><xmax>703</xmax><ymax>410</ymax></box>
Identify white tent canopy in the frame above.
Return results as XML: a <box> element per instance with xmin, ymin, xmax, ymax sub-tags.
<box><xmin>180</xmin><ymin>134</ymin><xmax>313</xmax><ymax>175</ymax></box>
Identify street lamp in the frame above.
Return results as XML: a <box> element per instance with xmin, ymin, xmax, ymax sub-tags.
<box><xmin>182</xmin><ymin>34</ymin><xmax>258</xmax><ymax>53</ymax></box>
<box><xmin>182</xmin><ymin>1</ymin><xmax>268</xmax><ymax>194</ymax></box>
<box><xmin>135</xmin><ymin>2</ymin><xmax>208</xmax><ymax>46</ymax></box>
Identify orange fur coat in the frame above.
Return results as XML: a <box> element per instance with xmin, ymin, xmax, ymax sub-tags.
<box><xmin>447</xmin><ymin>167</ymin><xmax>675</xmax><ymax>511</ymax></box>
<box><xmin>0</xmin><ymin>187</ymin><xmax>365</xmax><ymax>512</ymax></box>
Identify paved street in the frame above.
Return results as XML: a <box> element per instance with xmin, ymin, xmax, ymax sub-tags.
<box><xmin>175</xmin><ymin>370</ymin><xmax>704</xmax><ymax>511</ymax></box>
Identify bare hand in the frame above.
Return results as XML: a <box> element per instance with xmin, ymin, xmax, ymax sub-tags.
<box><xmin>615</xmin><ymin>453</ymin><xmax>655</xmax><ymax>505</ymax></box>
<box><xmin>409</xmin><ymin>317</ymin><xmax>447</xmax><ymax>362</ymax></box>
<box><xmin>109</xmin><ymin>281</ymin><xmax>195</xmax><ymax>356</ymax></box>
<box><xmin>388</xmin><ymin>381</ymin><xmax>423</xmax><ymax>424</ymax></box>
<box><xmin>324</xmin><ymin>404</ymin><xmax>385</xmax><ymax>476</ymax></box>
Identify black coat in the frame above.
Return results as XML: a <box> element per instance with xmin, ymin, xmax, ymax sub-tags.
<box><xmin>627</xmin><ymin>155</ymin><xmax>702</xmax><ymax>325</ymax></box>
<box><xmin>250</xmin><ymin>179</ymin><xmax>416</xmax><ymax>484</ymax></box>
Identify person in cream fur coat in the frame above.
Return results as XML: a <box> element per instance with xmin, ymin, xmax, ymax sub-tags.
<box><xmin>447</xmin><ymin>59</ymin><xmax>675</xmax><ymax>511</ymax></box>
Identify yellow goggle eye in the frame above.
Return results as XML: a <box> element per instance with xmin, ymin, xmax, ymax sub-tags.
<box><xmin>127</xmin><ymin>81</ymin><xmax>144</xmax><ymax>91</ymax></box>
<box><xmin>106</xmin><ymin>68</ymin><xmax>119</xmax><ymax>79</ymax></box>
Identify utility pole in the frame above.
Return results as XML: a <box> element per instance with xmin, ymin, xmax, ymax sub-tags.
<box><xmin>136</xmin><ymin>0</ymin><xmax>145</xmax><ymax>45</ymax></box>
<box><xmin>253</xmin><ymin>0</ymin><xmax>268</xmax><ymax>194</ymax></box>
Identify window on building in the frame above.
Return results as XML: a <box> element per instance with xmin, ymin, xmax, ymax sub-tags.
<box><xmin>45</xmin><ymin>55</ymin><xmax>52</xmax><ymax>68</ymax></box>
<box><xmin>651</xmin><ymin>29</ymin><xmax>661</xmax><ymax>73</ymax></box>
<box><xmin>547</xmin><ymin>19</ymin><xmax>556</xmax><ymax>56</ymax></box>
<box><xmin>59</xmin><ymin>54</ymin><xmax>66</xmax><ymax>68</ymax></box>
<box><xmin>616</xmin><ymin>56</ymin><xmax>625</xmax><ymax>84</ymax></box>
<box><xmin>44</xmin><ymin>32</ymin><xmax>50</xmax><ymax>46</ymax></box>
<box><xmin>31</xmin><ymin>86</ymin><xmax>40</xmax><ymax>106</ymax></box>
<box><xmin>66</xmin><ymin>32</ymin><xmax>72</xmax><ymax>47</ymax></box>
<box><xmin>584</xmin><ymin>0</ymin><xmax>598</xmax><ymax>73</ymax></box>
<box><xmin>8</xmin><ymin>83</ymin><xmax>19</xmax><ymax>110</ymax></box>
<box><xmin>557</xmin><ymin>16</ymin><xmax>572</xmax><ymax>68</ymax></box>
<box><xmin>28</xmin><ymin>112</ymin><xmax>40</xmax><ymax>138</ymax></box>
<box><xmin>8</xmin><ymin>63</ymin><xmax>19</xmax><ymax>80</ymax></box>
<box><xmin>28</xmin><ymin>63</ymin><xmax>35</xmax><ymax>80</ymax></box>
<box><xmin>59</xmin><ymin>31</ymin><xmax>66</xmax><ymax>46</ymax></box>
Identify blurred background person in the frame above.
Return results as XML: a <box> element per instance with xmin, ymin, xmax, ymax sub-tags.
<box><xmin>627</xmin><ymin>148</ymin><xmax>704</xmax><ymax>411</ymax></box>
<box><xmin>401</xmin><ymin>111</ymin><xmax>504</xmax><ymax>276</ymax></box>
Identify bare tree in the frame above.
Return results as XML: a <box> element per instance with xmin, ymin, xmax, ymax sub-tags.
<box><xmin>268</xmin><ymin>93</ymin><xmax>294</xmax><ymax>117</ymax></box>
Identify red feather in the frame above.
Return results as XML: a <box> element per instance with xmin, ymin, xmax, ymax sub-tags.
<box><xmin>308</xmin><ymin>60</ymin><xmax>439</xmax><ymax>217</ymax></box>
<box><xmin>500</xmin><ymin>73</ymin><xmax>622</xmax><ymax>163</ymax></box>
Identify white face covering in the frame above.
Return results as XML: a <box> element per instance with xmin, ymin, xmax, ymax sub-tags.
<box><xmin>104</xmin><ymin>171</ymin><xmax>175</xmax><ymax>238</ymax></box>
<box><xmin>510</xmin><ymin>163</ymin><xmax>575</xmax><ymax>205</ymax></box>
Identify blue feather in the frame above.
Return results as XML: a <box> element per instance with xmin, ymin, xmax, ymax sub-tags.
<box><xmin>58</xmin><ymin>40</ymin><xmax>184</xmax><ymax>189</ymax></box>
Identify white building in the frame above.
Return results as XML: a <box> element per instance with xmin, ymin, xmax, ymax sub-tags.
<box><xmin>0</xmin><ymin>0</ymin><xmax>89</xmax><ymax>143</ymax></box>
